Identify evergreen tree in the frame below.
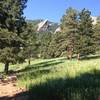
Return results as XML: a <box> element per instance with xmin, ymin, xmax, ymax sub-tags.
<box><xmin>75</xmin><ymin>9</ymin><xmax>95</xmax><ymax>59</ymax></box>
<box><xmin>94</xmin><ymin>16</ymin><xmax>100</xmax><ymax>52</ymax></box>
<box><xmin>0</xmin><ymin>0</ymin><xmax>28</xmax><ymax>74</ymax></box>
<box><xmin>36</xmin><ymin>32</ymin><xmax>52</xmax><ymax>59</ymax></box>
<box><xmin>22</xmin><ymin>23</ymin><xmax>37</xmax><ymax>65</ymax></box>
<box><xmin>60</xmin><ymin>7</ymin><xmax>78</xmax><ymax>59</ymax></box>
<box><xmin>48</xmin><ymin>32</ymin><xmax>68</xmax><ymax>58</ymax></box>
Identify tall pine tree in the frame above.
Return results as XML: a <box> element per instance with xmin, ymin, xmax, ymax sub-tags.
<box><xmin>75</xmin><ymin>9</ymin><xmax>95</xmax><ymax>59</ymax></box>
<box><xmin>94</xmin><ymin>16</ymin><xmax>100</xmax><ymax>52</ymax></box>
<box><xmin>0</xmin><ymin>0</ymin><xmax>28</xmax><ymax>74</ymax></box>
<box><xmin>60</xmin><ymin>7</ymin><xmax>78</xmax><ymax>59</ymax></box>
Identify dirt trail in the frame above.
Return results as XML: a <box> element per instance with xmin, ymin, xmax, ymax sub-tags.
<box><xmin>0</xmin><ymin>80</ymin><xmax>28</xmax><ymax>100</ymax></box>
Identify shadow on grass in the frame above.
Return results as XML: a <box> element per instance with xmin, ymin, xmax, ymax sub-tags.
<box><xmin>16</xmin><ymin>58</ymin><xmax>65</xmax><ymax>79</ymax></box>
<box><xmin>80</xmin><ymin>55</ymin><xmax>100</xmax><ymax>60</ymax></box>
<box><xmin>28</xmin><ymin>69</ymin><xmax>100</xmax><ymax>100</ymax></box>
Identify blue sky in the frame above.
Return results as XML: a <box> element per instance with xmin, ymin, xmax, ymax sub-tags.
<box><xmin>24</xmin><ymin>0</ymin><xmax>100</xmax><ymax>22</ymax></box>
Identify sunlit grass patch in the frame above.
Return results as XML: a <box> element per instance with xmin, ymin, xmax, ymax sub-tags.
<box><xmin>16</xmin><ymin>56</ymin><xmax>100</xmax><ymax>89</ymax></box>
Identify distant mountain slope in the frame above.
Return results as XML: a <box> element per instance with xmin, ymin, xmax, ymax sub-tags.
<box><xmin>26</xmin><ymin>19</ymin><xmax>59</xmax><ymax>33</ymax></box>
<box><xmin>26</xmin><ymin>19</ymin><xmax>42</xmax><ymax>31</ymax></box>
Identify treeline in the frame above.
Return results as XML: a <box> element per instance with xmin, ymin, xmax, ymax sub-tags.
<box><xmin>35</xmin><ymin>8</ymin><xmax>100</xmax><ymax>59</ymax></box>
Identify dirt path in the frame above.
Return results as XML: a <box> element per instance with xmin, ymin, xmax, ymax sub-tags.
<box><xmin>0</xmin><ymin>80</ymin><xmax>28</xmax><ymax>100</ymax></box>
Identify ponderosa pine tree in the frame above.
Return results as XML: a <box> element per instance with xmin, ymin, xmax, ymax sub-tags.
<box><xmin>0</xmin><ymin>0</ymin><xmax>28</xmax><ymax>74</ymax></box>
<box><xmin>60</xmin><ymin>7</ymin><xmax>78</xmax><ymax>59</ymax></box>
<box><xmin>94</xmin><ymin>16</ymin><xmax>100</xmax><ymax>52</ymax></box>
<box><xmin>36</xmin><ymin>32</ymin><xmax>52</xmax><ymax>59</ymax></box>
<box><xmin>75</xmin><ymin>9</ymin><xmax>95</xmax><ymax>59</ymax></box>
<box><xmin>22</xmin><ymin>23</ymin><xmax>37</xmax><ymax>65</ymax></box>
<box><xmin>48</xmin><ymin>32</ymin><xmax>68</xmax><ymax>58</ymax></box>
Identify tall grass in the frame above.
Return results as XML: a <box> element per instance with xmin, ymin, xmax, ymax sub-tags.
<box><xmin>29</xmin><ymin>71</ymin><xmax>100</xmax><ymax>100</ymax></box>
<box><xmin>0</xmin><ymin>56</ymin><xmax>100</xmax><ymax>100</ymax></box>
<box><xmin>19</xmin><ymin>56</ymin><xmax>100</xmax><ymax>100</ymax></box>
<box><xmin>17</xmin><ymin>57</ymin><xmax>100</xmax><ymax>88</ymax></box>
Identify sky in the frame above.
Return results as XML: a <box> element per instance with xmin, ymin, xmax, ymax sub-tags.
<box><xmin>24</xmin><ymin>0</ymin><xmax>100</xmax><ymax>22</ymax></box>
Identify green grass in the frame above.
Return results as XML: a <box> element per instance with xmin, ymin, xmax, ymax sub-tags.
<box><xmin>0</xmin><ymin>56</ymin><xmax>100</xmax><ymax>87</ymax></box>
<box><xmin>0</xmin><ymin>56</ymin><xmax>100</xmax><ymax>100</ymax></box>
<box><xmin>15</xmin><ymin>56</ymin><xmax>100</xmax><ymax>88</ymax></box>
<box><xmin>17</xmin><ymin>56</ymin><xmax>100</xmax><ymax>100</ymax></box>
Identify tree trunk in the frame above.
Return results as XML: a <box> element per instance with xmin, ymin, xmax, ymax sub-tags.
<box><xmin>67</xmin><ymin>54</ymin><xmax>72</xmax><ymax>60</ymax></box>
<box><xmin>28</xmin><ymin>59</ymin><xmax>31</xmax><ymax>65</ymax></box>
<box><xmin>4</xmin><ymin>61</ymin><xmax>9</xmax><ymax>74</ymax></box>
<box><xmin>77</xmin><ymin>53</ymin><xmax>80</xmax><ymax>60</ymax></box>
<box><xmin>67</xmin><ymin>48</ymin><xmax>73</xmax><ymax>60</ymax></box>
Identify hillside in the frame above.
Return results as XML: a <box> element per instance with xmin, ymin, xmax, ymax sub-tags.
<box><xmin>26</xmin><ymin>19</ymin><xmax>59</xmax><ymax>33</ymax></box>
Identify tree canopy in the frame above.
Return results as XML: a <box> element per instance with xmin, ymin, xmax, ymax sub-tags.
<box><xmin>0</xmin><ymin>0</ymin><xmax>28</xmax><ymax>74</ymax></box>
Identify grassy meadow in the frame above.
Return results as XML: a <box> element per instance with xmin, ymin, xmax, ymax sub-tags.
<box><xmin>0</xmin><ymin>55</ymin><xmax>100</xmax><ymax>100</ymax></box>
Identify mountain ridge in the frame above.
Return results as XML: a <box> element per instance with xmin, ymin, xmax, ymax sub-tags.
<box><xmin>26</xmin><ymin>19</ymin><xmax>59</xmax><ymax>33</ymax></box>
